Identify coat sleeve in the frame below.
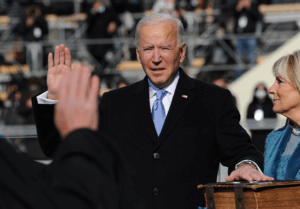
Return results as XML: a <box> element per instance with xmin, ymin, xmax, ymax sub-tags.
<box><xmin>49</xmin><ymin>128</ymin><xmax>121</xmax><ymax>209</ymax></box>
<box><xmin>0</xmin><ymin>129</ymin><xmax>121</xmax><ymax>209</ymax></box>
<box><xmin>216</xmin><ymin>90</ymin><xmax>264</xmax><ymax>173</ymax></box>
<box><xmin>99</xmin><ymin>92</ymin><xmax>108</xmax><ymax>133</ymax></box>
<box><xmin>32</xmin><ymin>95</ymin><xmax>61</xmax><ymax>158</ymax></box>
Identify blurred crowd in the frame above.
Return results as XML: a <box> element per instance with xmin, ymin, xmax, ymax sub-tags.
<box><xmin>0</xmin><ymin>0</ymin><xmax>298</xmax><ymax>157</ymax></box>
<box><xmin>1</xmin><ymin>0</ymin><xmax>298</xmax><ymax>71</ymax></box>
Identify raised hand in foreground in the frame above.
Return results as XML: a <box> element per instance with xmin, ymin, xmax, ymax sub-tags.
<box><xmin>54</xmin><ymin>63</ymin><xmax>100</xmax><ymax>138</ymax></box>
<box><xmin>47</xmin><ymin>44</ymin><xmax>72</xmax><ymax>100</ymax></box>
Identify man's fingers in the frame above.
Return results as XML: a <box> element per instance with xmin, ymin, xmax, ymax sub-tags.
<box><xmin>57</xmin><ymin>70</ymin><xmax>71</xmax><ymax>102</ymax></box>
<box><xmin>248</xmin><ymin>171</ymin><xmax>273</xmax><ymax>181</ymax></box>
<box><xmin>78</xmin><ymin>66</ymin><xmax>91</xmax><ymax>100</ymax></box>
<box><xmin>59</xmin><ymin>44</ymin><xmax>65</xmax><ymax>65</ymax></box>
<box><xmin>226</xmin><ymin>171</ymin><xmax>241</xmax><ymax>182</ymax></box>
<box><xmin>225</xmin><ymin>176</ymin><xmax>233</xmax><ymax>182</ymax></box>
<box><xmin>254</xmin><ymin>174</ymin><xmax>274</xmax><ymax>181</ymax></box>
<box><xmin>48</xmin><ymin>53</ymin><xmax>53</xmax><ymax>70</ymax></box>
<box><xmin>88</xmin><ymin>75</ymin><xmax>100</xmax><ymax>105</ymax></box>
<box><xmin>65</xmin><ymin>47</ymin><xmax>72</xmax><ymax>68</ymax></box>
<box><xmin>54</xmin><ymin>45</ymin><xmax>60</xmax><ymax>66</ymax></box>
<box><xmin>262</xmin><ymin>175</ymin><xmax>274</xmax><ymax>181</ymax></box>
<box><xmin>228</xmin><ymin>168</ymin><xmax>275</xmax><ymax>182</ymax></box>
<box><xmin>69</xmin><ymin>63</ymin><xmax>82</xmax><ymax>99</ymax></box>
<box><xmin>240</xmin><ymin>172</ymin><xmax>253</xmax><ymax>182</ymax></box>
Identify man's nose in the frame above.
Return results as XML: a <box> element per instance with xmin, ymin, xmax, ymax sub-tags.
<box><xmin>152</xmin><ymin>48</ymin><xmax>162</xmax><ymax>64</ymax></box>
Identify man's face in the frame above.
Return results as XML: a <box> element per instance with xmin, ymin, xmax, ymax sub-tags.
<box><xmin>136</xmin><ymin>21</ymin><xmax>186</xmax><ymax>89</ymax></box>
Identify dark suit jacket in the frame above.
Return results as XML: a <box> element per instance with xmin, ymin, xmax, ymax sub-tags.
<box><xmin>32</xmin><ymin>68</ymin><xmax>263</xmax><ymax>209</ymax></box>
<box><xmin>0</xmin><ymin>129</ymin><xmax>128</xmax><ymax>209</ymax></box>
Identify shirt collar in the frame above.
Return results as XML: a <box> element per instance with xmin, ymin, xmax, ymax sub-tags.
<box><xmin>148</xmin><ymin>71</ymin><xmax>180</xmax><ymax>98</ymax></box>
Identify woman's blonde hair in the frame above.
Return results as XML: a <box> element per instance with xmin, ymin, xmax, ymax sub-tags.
<box><xmin>273</xmin><ymin>50</ymin><xmax>300</xmax><ymax>91</ymax></box>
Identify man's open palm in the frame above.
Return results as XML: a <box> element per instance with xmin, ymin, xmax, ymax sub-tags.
<box><xmin>47</xmin><ymin>44</ymin><xmax>72</xmax><ymax>100</ymax></box>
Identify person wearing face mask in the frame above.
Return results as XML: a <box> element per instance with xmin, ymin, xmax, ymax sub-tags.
<box><xmin>246</xmin><ymin>83</ymin><xmax>277</xmax><ymax>154</ymax></box>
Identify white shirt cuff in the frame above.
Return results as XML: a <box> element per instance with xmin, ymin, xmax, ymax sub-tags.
<box><xmin>235</xmin><ymin>159</ymin><xmax>263</xmax><ymax>174</ymax></box>
<box><xmin>37</xmin><ymin>91</ymin><xmax>58</xmax><ymax>104</ymax></box>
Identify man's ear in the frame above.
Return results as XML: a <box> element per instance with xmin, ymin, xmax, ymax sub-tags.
<box><xmin>179</xmin><ymin>43</ymin><xmax>186</xmax><ymax>63</ymax></box>
<box><xmin>136</xmin><ymin>48</ymin><xmax>141</xmax><ymax>64</ymax></box>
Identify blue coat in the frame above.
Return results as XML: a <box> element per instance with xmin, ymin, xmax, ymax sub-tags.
<box><xmin>264</xmin><ymin>125</ymin><xmax>300</xmax><ymax>179</ymax></box>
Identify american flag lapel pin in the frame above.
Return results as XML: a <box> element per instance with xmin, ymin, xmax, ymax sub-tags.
<box><xmin>182</xmin><ymin>95</ymin><xmax>188</xmax><ymax>98</ymax></box>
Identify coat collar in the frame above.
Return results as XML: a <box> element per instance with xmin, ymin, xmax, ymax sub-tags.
<box><xmin>131</xmin><ymin>68</ymin><xmax>196</xmax><ymax>146</ymax></box>
<box><xmin>157</xmin><ymin>68</ymin><xmax>196</xmax><ymax>146</ymax></box>
<box><xmin>264</xmin><ymin>125</ymin><xmax>300</xmax><ymax>179</ymax></box>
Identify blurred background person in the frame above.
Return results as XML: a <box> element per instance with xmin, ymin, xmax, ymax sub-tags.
<box><xmin>0</xmin><ymin>0</ymin><xmax>8</xmax><ymax>15</ymax></box>
<box><xmin>13</xmin><ymin>4</ymin><xmax>48</xmax><ymax>43</ymax></box>
<box><xmin>212</xmin><ymin>73</ymin><xmax>237</xmax><ymax>105</ymax></box>
<box><xmin>2</xmin><ymin>75</ymin><xmax>24</xmax><ymax>125</ymax></box>
<box><xmin>152</xmin><ymin>0</ymin><xmax>176</xmax><ymax>13</ymax></box>
<box><xmin>13</xmin><ymin>4</ymin><xmax>48</xmax><ymax>71</ymax></box>
<box><xmin>116</xmin><ymin>80</ymin><xmax>128</xmax><ymax>88</ymax></box>
<box><xmin>85</xmin><ymin>0</ymin><xmax>121</xmax><ymax>71</ymax></box>
<box><xmin>265</xmin><ymin>50</ymin><xmax>300</xmax><ymax>180</ymax></box>
<box><xmin>37</xmin><ymin>0</ymin><xmax>74</xmax><ymax>15</ymax></box>
<box><xmin>247</xmin><ymin>83</ymin><xmax>277</xmax><ymax>154</ymax></box>
<box><xmin>232</xmin><ymin>0</ymin><xmax>262</xmax><ymax>78</ymax></box>
<box><xmin>18</xmin><ymin>76</ymin><xmax>43</xmax><ymax>125</ymax></box>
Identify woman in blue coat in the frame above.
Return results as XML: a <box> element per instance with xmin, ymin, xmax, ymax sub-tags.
<box><xmin>265</xmin><ymin>50</ymin><xmax>300</xmax><ymax>180</ymax></box>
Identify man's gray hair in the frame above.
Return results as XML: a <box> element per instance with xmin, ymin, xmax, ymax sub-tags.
<box><xmin>135</xmin><ymin>13</ymin><xmax>184</xmax><ymax>48</ymax></box>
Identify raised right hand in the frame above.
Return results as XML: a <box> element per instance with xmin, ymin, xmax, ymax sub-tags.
<box><xmin>47</xmin><ymin>44</ymin><xmax>72</xmax><ymax>100</ymax></box>
<box><xmin>54</xmin><ymin>63</ymin><xmax>100</xmax><ymax>139</ymax></box>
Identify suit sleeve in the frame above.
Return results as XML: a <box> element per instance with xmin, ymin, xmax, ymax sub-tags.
<box><xmin>0</xmin><ymin>129</ymin><xmax>121</xmax><ymax>209</ymax></box>
<box><xmin>32</xmin><ymin>95</ymin><xmax>61</xmax><ymax>158</ymax></box>
<box><xmin>49</xmin><ymin>128</ymin><xmax>121</xmax><ymax>209</ymax></box>
<box><xmin>99</xmin><ymin>92</ymin><xmax>108</xmax><ymax>133</ymax></box>
<box><xmin>216</xmin><ymin>90</ymin><xmax>264</xmax><ymax>173</ymax></box>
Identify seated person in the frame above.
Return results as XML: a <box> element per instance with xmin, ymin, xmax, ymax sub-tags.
<box><xmin>265</xmin><ymin>50</ymin><xmax>300</xmax><ymax>180</ymax></box>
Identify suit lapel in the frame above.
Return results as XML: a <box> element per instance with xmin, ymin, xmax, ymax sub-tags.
<box><xmin>132</xmin><ymin>78</ymin><xmax>158</xmax><ymax>145</ymax></box>
<box><xmin>158</xmin><ymin>69</ymin><xmax>196</xmax><ymax>145</ymax></box>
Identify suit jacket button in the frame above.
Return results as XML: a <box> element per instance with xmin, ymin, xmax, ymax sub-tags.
<box><xmin>153</xmin><ymin>188</ymin><xmax>159</xmax><ymax>195</ymax></box>
<box><xmin>153</xmin><ymin>153</ymin><xmax>160</xmax><ymax>159</ymax></box>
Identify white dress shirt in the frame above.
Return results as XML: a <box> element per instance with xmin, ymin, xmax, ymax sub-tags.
<box><xmin>148</xmin><ymin>72</ymin><xmax>179</xmax><ymax>115</ymax></box>
<box><xmin>37</xmin><ymin>91</ymin><xmax>57</xmax><ymax>104</ymax></box>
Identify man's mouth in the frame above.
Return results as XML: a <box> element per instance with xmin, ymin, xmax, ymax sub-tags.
<box><xmin>151</xmin><ymin>68</ymin><xmax>164</xmax><ymax>71</ymax></box>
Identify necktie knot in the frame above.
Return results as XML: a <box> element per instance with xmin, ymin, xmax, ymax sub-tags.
<box><xmin>155</xmin><ymin>90</ymin><xmax>167</xmax><ymax>101</ymax></box>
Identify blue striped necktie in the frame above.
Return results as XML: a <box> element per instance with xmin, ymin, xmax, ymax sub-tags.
<box><xmin>152</xmin><ymin>90</ymin><xmax>167</xmax><ymax>136</ymax></box>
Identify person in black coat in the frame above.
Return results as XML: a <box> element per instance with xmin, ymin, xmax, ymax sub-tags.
<box><xmin>32</xmin><ymin>14</ymin><xmax>273</xmax><ymax>209</ymax></box>
<box><xmin>247</xmin><ymin>83</ymin><xmax>277</xmax><ymax>154</ymax></box>
<box><xmin>13</xmin><ymin>5</ymin><xmax>48</xmax><ymax>42</ymax></box>
<box><xmin>85</xmin><ymin>0</ymin><xmax>121</xmax><ymax>70</ymax></box>
<box><xmin>232</xmin><ymin>0</ymin><xmax>262</xmax><ymax>78</ymax></box>
<box><xmin>0</xmin><ymin>64</ymin><xmax>140</xmax><ymax>209</ymax></box>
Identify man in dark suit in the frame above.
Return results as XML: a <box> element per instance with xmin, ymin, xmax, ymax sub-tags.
<box><xmin>0</xmin><ymin>64</ymin><xmax>131</xmax><ymax>209</ymax></box>
<box><xmin>33</xmin><ymin>13</ymin><xmax>273</xmax><ymax>209</ymax></box>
